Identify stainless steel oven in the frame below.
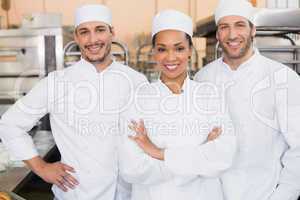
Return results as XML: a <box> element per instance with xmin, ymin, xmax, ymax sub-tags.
<box><xmin>0</xmin><ymin>28</ymin><xmax>63</xmax><ymax>116</ymax></box>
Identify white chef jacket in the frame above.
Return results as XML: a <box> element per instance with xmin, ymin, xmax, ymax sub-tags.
<box><xmin>0</xmin><ymin>59</ymin><xmax>147</xmax><ymax>200</ymax></box>
<box><xmin>118</xmin><ymin>77</ymin><xmax>236</xmax><ymax>200</ymax></box>
<box><xmin>180</xmin><ymin>49</ymin><xmax>300</xmax><ymax>200</ymax></box>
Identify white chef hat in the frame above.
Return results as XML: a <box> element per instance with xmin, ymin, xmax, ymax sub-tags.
<box><xmin>214</xmin><ymin>0</ymin><xmax>257</xmax><ymax>25</ymax></box>
<box><xmin>75</xmin><ymin>4</ymin><xmax>112</xmax><ymax>27</ymax></box>
<box><xmin>152</xmin><ymin>9</ymin><xmax>193</xmax><ymax>38</ymax></box>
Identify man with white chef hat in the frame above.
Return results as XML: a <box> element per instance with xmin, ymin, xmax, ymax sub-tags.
<box><xmin>189</xmin><ymin>0</ymin><xmax>300</xmax><ymax>200</ymax></box>
<box><xmin>0</xmin><ymin>4</ymin><xmax>146</xmax><ymax>200</ymax></box>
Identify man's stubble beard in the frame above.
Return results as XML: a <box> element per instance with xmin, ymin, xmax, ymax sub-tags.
<box><xmin>83</xmin><ymin>43</ymin><xmax>112</xmax><ymax>65</ymax></box>
<box><xmin>220</xmin><ymin>35</ymin><xmax>253</xmax><ymax>60</ymax></box>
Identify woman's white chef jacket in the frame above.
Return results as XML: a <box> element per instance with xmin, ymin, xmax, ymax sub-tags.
<box><xmin>118</xmin><ymin>77</ymin><xmax>237</xmax><ymax>200</ymax></box>
<box><xmin>185</xmin><ymin>50</ymin><xmax>300</xmax><ymax>200</ymax></box>
<box><xmin>0</xmin><ymin>59</ymin><xmax>147</xmax><ymax>200</ymax></box>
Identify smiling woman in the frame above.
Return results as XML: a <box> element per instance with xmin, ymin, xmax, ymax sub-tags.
<box><xmin>152</xmin><ymin>30</ymin><xmax>192</xmax><ymax>94</ymax></box>
<box><xmin>150</xmin><ymin>9</ymin><xmax>193</xmax><ymax>94</ymax></box>
<box><xmin>118</xmin><ymin>9</ymin><xmax>236</xmax><ymax>200</ymax></box>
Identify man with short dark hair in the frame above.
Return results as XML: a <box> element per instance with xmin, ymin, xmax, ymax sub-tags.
<box><xmin>0</xmin><ymin>4</ymin><xmax>146</xmax><ymax>200</ymax></box>
<box><xmin>192</xmin><ymin>0</ymin><xmax>300</xmax><ymax>199</ymax></box>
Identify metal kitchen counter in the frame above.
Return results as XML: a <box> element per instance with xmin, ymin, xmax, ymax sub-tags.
<box><xmin>0</xmin><ymin>167</ymin><xmax>31</xmax><ymax>192</ymax></box>
<box><xmin>0</xmin><ymin>132</ymin><xmax>56</xmax><ymax>192</ymax></box>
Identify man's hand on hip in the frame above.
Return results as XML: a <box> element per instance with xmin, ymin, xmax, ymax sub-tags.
<box><xmin>24</xmin><ymin>156</ymin><xmax>79</xmax><ymax>192</ymax></box>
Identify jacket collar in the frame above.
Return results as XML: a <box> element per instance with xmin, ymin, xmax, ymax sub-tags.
<box><xmin>220</xmin><ymin>48</ymin><xmax>260</xmax><ymax>73</ymax></box>
<box><xmin>79</xmin><ymin>58</ymin><xmax>116</xmax><ymax>74</ymax></box>
<box><xmin>157</xmin><ymin>75</ymin><xmax>191</xmax><ymax>95</ymax></box>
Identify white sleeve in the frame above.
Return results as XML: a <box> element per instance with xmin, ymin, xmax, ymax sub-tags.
<box><xmin>117</xmin><ymin>113</ymin><xmax>173</xmax><ymax>185</ymax></box>
<box><xmin>0</xmin><ymin>77</ymin><xmax>50</xmax><ymax>161</ymax></box>
<box><xmin>269</xmin><ymin>68</ymin><xmax>300</xmax><ymax>200</ymax></box>
<box><xmin>164</xmin><ymin>112</ymin><xmax>236</xmax><ymax>178</ymax></box>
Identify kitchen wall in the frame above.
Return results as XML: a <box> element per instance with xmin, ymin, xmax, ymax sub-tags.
<box><xmin>0</xmin><ymin>0</ymin><xmax>265</xmax><ymax>43</ymax></box>
<box><xmin>0</xmin><ymin>0</ymin><xmax>266</xmax><ymax>68</ymax></box>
